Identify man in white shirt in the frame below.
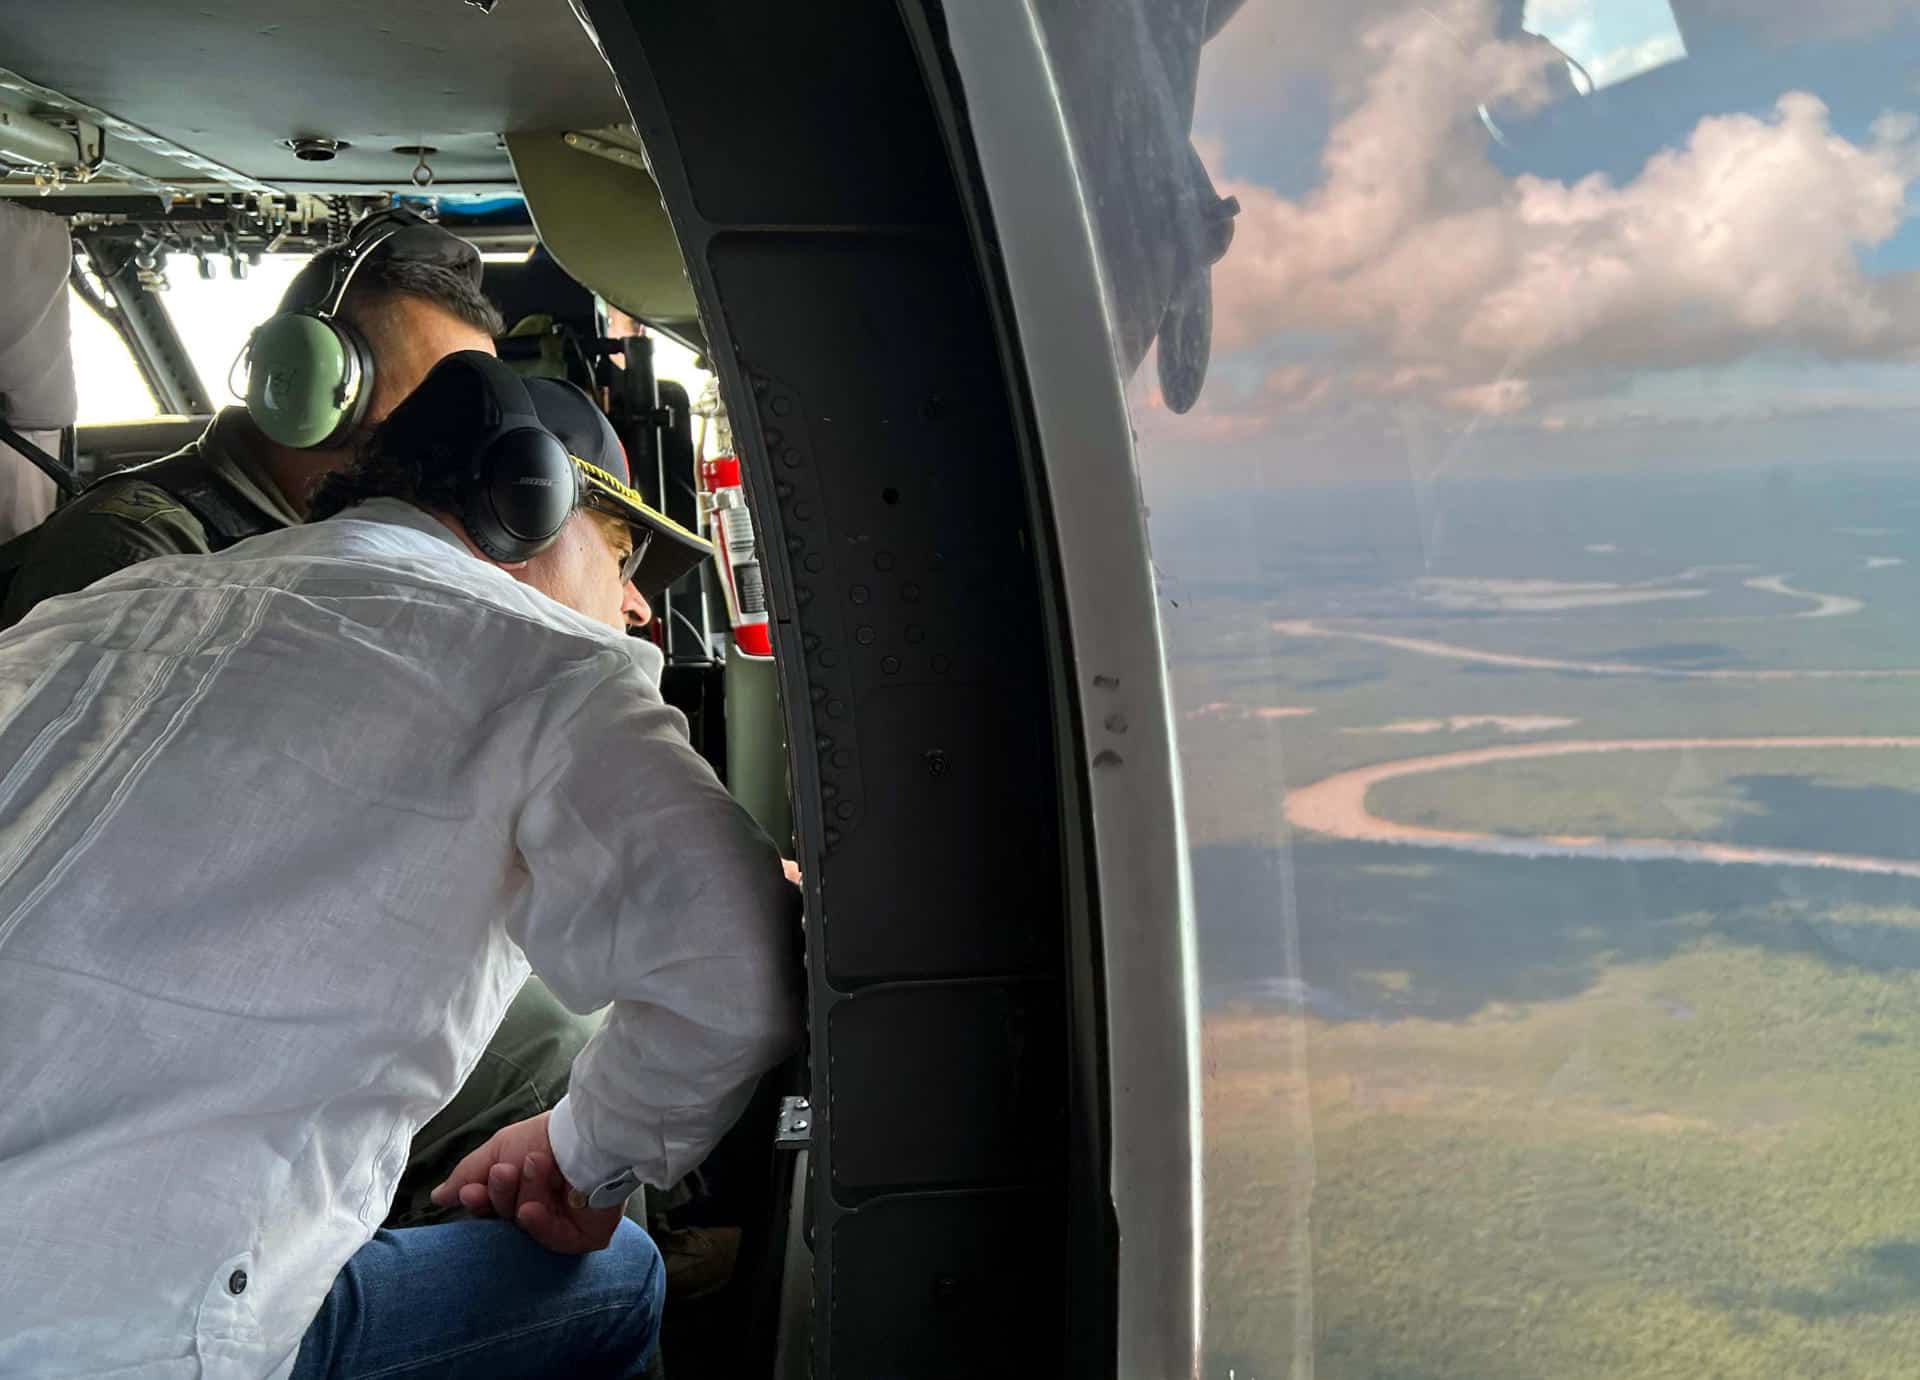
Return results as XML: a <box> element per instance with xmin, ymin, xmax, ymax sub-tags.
<box><xmin>0</xmin><ymin>352</ymin><xmax>801</xmax><ymax>1378</ymax></box>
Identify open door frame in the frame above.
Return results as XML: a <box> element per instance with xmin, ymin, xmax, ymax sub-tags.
<box><xmin>581</xmin><ymin>1</ymin><xmax>1199</xmax><ymax>1373</ymax></box>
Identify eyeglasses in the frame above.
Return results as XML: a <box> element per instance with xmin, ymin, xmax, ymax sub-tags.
<box><xmin>588</xmin><ymin>494</ymin><xmax>654</xmax><ymax>585</ymax></box>
<box><xmin>619</xmin><ymin>528</ymin><xmax>653</xmax><ymax>586</ymax></box>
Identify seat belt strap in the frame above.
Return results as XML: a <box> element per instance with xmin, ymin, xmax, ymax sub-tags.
<box><xmin>0</xmin><ymin>416</ymin><xmax>83</xmax><ymax>500</ymax></box>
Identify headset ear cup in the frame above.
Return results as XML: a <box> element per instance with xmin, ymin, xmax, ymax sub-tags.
<box><xmin>245</xmin><ymin>311</ymin><xmax>364</xmax><ymax>450</ymax></box>
<box><xmin>464</xmin><ymin>427</ymin><xmax>577</xmax><ymax>563</ymax></box>
<box><xmin>316</xmin><ymin>316</ymin><xmax>375</xmax><ymax>450</ymax></box>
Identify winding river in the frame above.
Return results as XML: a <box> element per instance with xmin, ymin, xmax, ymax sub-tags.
<box><xmin>1284</xmin><ymin>737</ymin><xmax>1920</xmax><ymax>878</ymax></box>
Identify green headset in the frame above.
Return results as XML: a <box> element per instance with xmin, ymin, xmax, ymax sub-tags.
<box><xmin>240</xmin><ymin>209</ymin><xmax>424</xmax><ymax>450</ymax></box>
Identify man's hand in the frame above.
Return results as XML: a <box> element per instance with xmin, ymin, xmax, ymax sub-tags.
<box><xmin>429</xmin><ymin>1110</ymin><xmax>627</xmax><ymax>1254</ymax></box>
<box><xmin>782</xmin><ymin>858</ymin><xmax>803</xmax><ymax>887</ymax></box>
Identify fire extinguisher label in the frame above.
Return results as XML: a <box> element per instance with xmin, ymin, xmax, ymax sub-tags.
<box><xmin>716</xmin><ymin>507</ymin><xmax>767</xmax><ymax>620</ymax></box>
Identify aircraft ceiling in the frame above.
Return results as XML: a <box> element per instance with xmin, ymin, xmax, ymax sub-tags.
<box><xmin>0</xmin><ymin>0</ymin><xmax>628</xmax><ymax>195</ymax></box>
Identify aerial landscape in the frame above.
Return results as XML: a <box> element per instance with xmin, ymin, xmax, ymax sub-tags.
<box><xmin>1151</xmin><ymin>464</ymin><xmax>1920</xmax><ymax>1378</ymax></box>
<box><xmin>1088</xmin><ymin>0</ymin><xmax>1920</xmax><ymax>1370</ymax></box>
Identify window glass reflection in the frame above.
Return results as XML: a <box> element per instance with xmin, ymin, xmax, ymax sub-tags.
<box><xmin>1035</xmin><ymin>0</ymin><xmax>1920</xmax><ymax>1373</ymax></box>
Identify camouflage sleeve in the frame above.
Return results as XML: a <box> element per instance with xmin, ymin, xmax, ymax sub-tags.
<box><xmin>0</xmin><ymin>480</ymin><xmax>209</xmax><ymax>629</ymax></box>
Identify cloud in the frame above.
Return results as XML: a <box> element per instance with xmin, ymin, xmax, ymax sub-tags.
<box><xmin>1458</xmin><ymin>94</ymin><xmax>1920</xmax><ymax>368</ymax></box>
<box><xmin>1202</xmin><ymin>0</ymin><xmax>1920</xmax><ymax>422</ymax></box>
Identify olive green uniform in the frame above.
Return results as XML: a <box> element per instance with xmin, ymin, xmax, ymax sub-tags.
<box><xmin>0</xmin><ymin>408</ymin><xmax>599</xmax><ymax>1227</ymax></box>
<box><xmin>0</xmin><ymin>410</ymin><xmax>299</xmax><ymax>628</ymax></box>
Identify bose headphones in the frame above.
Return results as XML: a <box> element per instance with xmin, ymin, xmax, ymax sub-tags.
<box><xmin>240</xmin><ymin>208</ymin><xmax>433</xmax><ymax>450</ymax></box>
<box><xmin>378</xmin><ymin>350</ymin><xmax>580</xmax><ymax>563</ymax></box>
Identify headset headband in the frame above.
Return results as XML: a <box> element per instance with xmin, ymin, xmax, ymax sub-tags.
<box><xmin>475</xmin><ymin>353</ymin><xmax>546</xmax><ymax>431</ymax></box>
<box><xmin>382</xmin><ymin>350</ymin><xmax>548</xmax><ymax>459</ymax></box>
<box><xmin>311</xmin><ymin>209</ymin><xmax>426</xmax><ymax>320</ymax></box>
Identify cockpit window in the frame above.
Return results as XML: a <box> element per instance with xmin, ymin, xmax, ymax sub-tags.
<box><xmin>68</xmin><ymin>252</ymin><xmax>309</xmax><ymax>424</ymax></box>
<box><xmin>68</xmin><ymin>285</ymin><xmax>158</xmax><ymax>424</ymax></box>
<box><xmin>157</xmin><ymin>252</ymin><xmax>308</xmax><ymax>409</ymax></box>
<box><xmin>1038</xmin><ymin>1</ymin><xmax>1920</xmax><ymax>1373</ymax></box>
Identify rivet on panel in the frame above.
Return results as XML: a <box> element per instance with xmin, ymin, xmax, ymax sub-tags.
<box><xmin>804</xmin><ymin>553</ymin><xmax>824</xmax><ymax>573</ymax></box>
<box><xmin>849</xmin><ymin>586</ymin><xmax>870</xmax><ymax>605</ymax></box>
<box><xmin>771</xmin><ymin>395</ymin><xmax>793</xmax><ymax>416</ymax></box>
<box><xmin>820</xmin><ymin>649</ymin><xmax>840</xmax><ymax>668</ymax></box>
<box><xmin>827</xmin><ymin>698</ymin><xmax>846</xmax><ymax>718</ymax></box>
<box><xmin>882</xmin><ymin>656</ymin><xmax>900</xmax><ymax>674</ymax></box>
<box><xmin>906</xmin><ymin>625</ymin><xmax>925</xmax><ymax>645</ymax></box>
<box><xmin>902</xmin><ymin>583</ymin><xmax>921</xmax><ymax>603</ymax></box>
<box><xmin>836</xmin><ymin>800</ymin><xmax>856</xmax><ymax>820</ymax></box>
<box><xmin>832</xmin><ymin>750</ymin><xmax>853</xmax><ymax>768</ymax></box>
<box><xmin>931</xmin><ymin>655</ymin><xmax>951</xmax><ymax>674</ymax></box>
<box><xmin>782</xmin><ymin>449</ymin><xmax>803</xmax><ymax>468</ymax></box>
<box><xmin>1105</xmin><ymin>713</ymin><xmax>1129</xmax><ymax>733</ymax></box>
<box><xmin>875</xmin><ymin>552</ymin><xmax>895</xmax><ymax>572</ymax></box>
<box><xmin>856</xmin><ymin>626</ymin><xmax>876</xmax><ymax>645</ymax></box>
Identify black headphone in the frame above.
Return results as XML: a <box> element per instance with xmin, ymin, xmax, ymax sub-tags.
<box><xmin>379</xmin><ymin>350</ymin><xmax>579</xmax><ymax>562</ymax></box>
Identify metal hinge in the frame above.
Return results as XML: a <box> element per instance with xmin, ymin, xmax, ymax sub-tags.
<box><xmin>775</xmin><ymin>1094</ymin><xmax>813</xmax><ymax>1150</ymax></box>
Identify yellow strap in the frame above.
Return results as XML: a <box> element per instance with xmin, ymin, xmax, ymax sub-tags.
<box><xmin>570</xmin><ymin>455</ymin><xmax>710</xmax><ymax>548</ymax></box>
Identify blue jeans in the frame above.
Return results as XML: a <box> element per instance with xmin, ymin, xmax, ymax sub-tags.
<box><xmin>291</xmin><ymin>1218</ymin><xmax>663</xmax><ymax>1379</ymax></box>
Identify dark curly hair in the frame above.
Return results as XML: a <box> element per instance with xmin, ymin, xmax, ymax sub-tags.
<box><xmin>306</xmin><ymin>431</ymin><xmax>464</xmax><ymax>523</ymax></box>
<box><xmin>307</xmin><ymin>362</ymin><xmax>586</xmax><ymax>525</ymax></box>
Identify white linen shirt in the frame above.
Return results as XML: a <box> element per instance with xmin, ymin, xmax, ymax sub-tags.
<box><xmin>0</xmin><ymin>501</ymin><xmax>800</xmax><ymax>1378</ymax></box>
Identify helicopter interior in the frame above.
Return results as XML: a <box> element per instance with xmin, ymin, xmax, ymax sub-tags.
<box><xmin>0</xmin><ymin>2</ymin><xmax>1206</xmax><ymax>1376</ymax></box>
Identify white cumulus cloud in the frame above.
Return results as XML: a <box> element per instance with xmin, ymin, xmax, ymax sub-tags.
<box><xmin>1200</xmin><ymin>0</ymin><xmax>1920</xmax><ymax>420</ymax></box>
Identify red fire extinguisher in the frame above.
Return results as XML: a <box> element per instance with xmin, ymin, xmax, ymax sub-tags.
<box><xmin>700</xmin><ymin>453</ymin><xmax>773</xmax><ymax>657</ymax></box>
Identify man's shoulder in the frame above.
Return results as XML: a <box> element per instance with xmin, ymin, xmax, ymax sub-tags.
<box><xmin>68</xmin><ymin>474</ymin><xmax>200</xmax><ymax>530</ymax></box>
<box><xmin>0</xmin><ymin>472</ymin><xmax>211</xmax><ymax>628</ymax></box>
<box><xmin>44</xmin><ymin>468</ymin><xmax>208</xmax><ymax>548</ymax></box>
<box><xmin>56</xmin><ymin>422</ymin><xmax>227</xmax><ymax>541</ymax></box>
<box><xmin>61</xmin><ymin>411</ymin><xmax>287</xmax><ymax>555</ymax></box>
